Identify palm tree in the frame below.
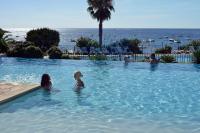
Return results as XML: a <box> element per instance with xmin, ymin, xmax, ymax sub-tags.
<box><xmin>87</xmin><ymin>0</ymin><xmax>114</xmax><ymax>49</ymax></box>
<box><xmin>0</xmin><ymin>28</ymin><xmax>6</xmax><ymax>38</ymax></box>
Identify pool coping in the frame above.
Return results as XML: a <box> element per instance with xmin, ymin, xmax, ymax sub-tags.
<box><xmin>0</xmin><ymin>83</ymin><xmax>40</xmax><ymax>105</ymax></box>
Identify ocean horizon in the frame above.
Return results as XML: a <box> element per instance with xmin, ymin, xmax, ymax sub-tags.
<box><xmin>4</xmin><ymin>28</ymin><xmax>200</xmax><ymax>53</ymax></box>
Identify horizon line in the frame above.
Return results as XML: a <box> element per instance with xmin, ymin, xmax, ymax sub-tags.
<box><xmin>3</xmin><ymin>27</ymin><xmax>200</xmax><ymax>30</ymax></box>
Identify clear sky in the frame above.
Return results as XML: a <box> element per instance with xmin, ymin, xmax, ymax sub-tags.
<box><xmin>0</xmin><ymin>0</ymin><xmax>200</xmax><ymax>28</ymax></box>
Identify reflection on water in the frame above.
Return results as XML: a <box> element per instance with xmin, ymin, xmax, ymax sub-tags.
<box><xmin>91</xmin><ymin>60</ymin><xmax>109</xmax><ymax>66</ymax></box>
<box><xmin>90</xmin><ymin>61</ymin><xmax>112</xmax><ymax>81</ymax></box>
<box><xmin>150</xmin><ymin>63</ymin><xmax>159</xmax><ymax>72</ymax></box>
<box><xmin>124</xmin><ymin>62</ymin><xmax>129</xmax><ymax>68</ymax></box>
<box><xmin>75</xmin><ymin>90</ymin><xmax>93</xmax><ymax>107</ymax></box>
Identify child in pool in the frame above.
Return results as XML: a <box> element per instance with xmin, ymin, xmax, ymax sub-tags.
<box><xmin>124</xmin><ymin>56</ymin><xmax>130</xmax><ymax>64</ymax></box>
<box><xmin>74</xmin><ymin>71</ymin><xmax>85</xmax><ymax>91</ymax></box>
<box><xmin>150</xmin><ymin>53</ymin><xmax>160</xmax><ymax>64</ymax></box>
<box><xmin>41</xmin><ymin>74</ymin><xmax>52</xmax><ymax>91</ymax></box>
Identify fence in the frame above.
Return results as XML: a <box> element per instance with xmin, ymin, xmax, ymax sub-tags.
<box><xmin>67</xmin><ymin>54</ymin><xmax>194</xmax><ymax>63</ymax></box>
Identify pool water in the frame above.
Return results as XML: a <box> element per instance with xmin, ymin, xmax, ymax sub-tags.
<box><xmin>0</xmin><ymin>57</ymin><xmax>200</xmax><ymax>133</ymax></box>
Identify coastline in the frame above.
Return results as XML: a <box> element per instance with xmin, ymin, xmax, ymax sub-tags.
<box><xmin>4</xmin><ymin>28</ymin><xmax>200</xmax><ymax>53</ymax></box>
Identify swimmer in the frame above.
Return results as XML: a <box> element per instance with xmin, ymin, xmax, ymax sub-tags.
<box><xmin>124</xmin><ymin>56</ymin><xmax>130</xmax><ymax>64</ymax></box>
<box><xmin>150</xmin><ymin>53</ymin><xmax>160</xmax><ymax>64</ymax></box>
<box><xmin>41</xmin><ymin>74</ymin><xmax>52</xmax><ymax>91</ymax></box>
<box><xmin>74</xmin><ymin>71</ymin><xmax>85</xmax><ymax>91</ymax></box>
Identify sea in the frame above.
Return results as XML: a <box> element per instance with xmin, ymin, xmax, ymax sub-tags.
<box><xmin>4</xmin><ymin>28</ymin><xmax>200</xmax><ymax>53</ymax></box>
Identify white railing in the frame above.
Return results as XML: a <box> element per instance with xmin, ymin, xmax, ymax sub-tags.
<box><xmin>66</xmin><ymin>54</ymin><xmax>194</xmax><ymax>63</ymax></box>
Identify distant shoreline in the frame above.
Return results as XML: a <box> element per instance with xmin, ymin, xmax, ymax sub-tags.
<box><xmin>3</xmin><ymin>28</ymin><xmax>200</xmax><ymax>30</ymax></box>
<box><xmin>3</xmin><ymin>28</ymin><xmax>200</xmax><ymax>53</ymax></box>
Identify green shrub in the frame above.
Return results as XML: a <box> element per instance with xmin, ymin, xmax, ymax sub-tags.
<box><xmin>48</xmin><ymin>46</ymin><xmax>62</xmax><ymax>59</ymax></box>
<box><xmin>7</xmin><ymin>45</ymin><xmax>43</xmax><ymax>58</ymax></box>
<box><xmin>26</xmin><ymin>28</ymin><xmax>60</xmax><ymax>52</ymax></box>
<box><xmin>7</xmin><ymin>44</ymin><xmax>26</xmax><ymax>57</ymax></box>
<box><xmin>24</xmin><ymin>45</ymin><xmax>43</xmax><ymax>58</ymax></box>
<box><xmin>76</xmin><ymin>37</ymin><xmax>99</xmax><ymax>48</ymax></box>
<box><xmin>179</xmin><ymin>45</ymin><xmax>190</xmax><ymax>51</ymax></box>
<box><xmin>75</xmin><ymin>37</ymin><xmax>99</xmax><ymax>54</ymax></box>
<box><xmin>155</xmin><ymin>45</ymin><xmax>172</xmax><ymax>54</ymax></box>
<box><xmin>75</xmin><ymin>37</ymin><xmax>90</xmax><ymax>48</ymax></box>
<box><xmin>193</xmin><ymin>50</ymin><xmax>200</xmax><ymax>64</ymax></box>
<box><xmin>180</xmin><ymin>40</ymin><xmax>200</xmax><ymax>51</ymax></box>
<box><xmin>90</xmin><ymin>54</ymin><xmax>107</xmax><ymax>61</ymax></box>
<box><xmin>161</xmin><ymin>55</ymin><xmax>175</xmax><ymax>63</ymax></box>
<box><xmin>0</xmin><ymin>41</ymin><xmax>8</xmax><ymax>53</ymax></box>
<box><xmin>118</xmin><ymin>39</ymin><xmax>130</xmax><ymax>47</ymax></box>
<box><xmin>0</xmin><ymin>29</ymin><xmax>10</xmax><ymax>53</ymax></box>
<box><xmin>128</xmin><ymin>39</ymin><xmax>142</xmax><ymax>54</ymax></box>
<box><xmin>189</xmin><ymin>40</ymin><xmax>200</xmax><ymax>51</ymax></box>
<box><xmin>110</xmin><ymin>38</ymin><xmax>142</xmax><ymax>54</ymax></box>
<box><xmin>61</xmin><ymin>54</ymin><xmax>70</xmax><ymax>59</ymax></box>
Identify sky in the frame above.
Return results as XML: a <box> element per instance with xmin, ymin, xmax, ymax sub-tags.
<box><xmin>0</xmin><ymin>0</ymin><xmax>200</xmax><ymax>28</ymax></box>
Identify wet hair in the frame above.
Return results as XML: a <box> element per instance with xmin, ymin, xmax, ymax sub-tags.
<box><xmin>124</xmin><ymin>56</ymin><xmax>130</xmax><ymax>62</ymax></box>
<box><xmin>41</xmin><ymin>74</ymin><xmax>51</xmax><ymax>88</ymax></box>
<box><xmin>151</xmin><ymin>53</ymin><xmax>156</xmax><ymax>59</ymax></box>
<box><xmin>74</xmin><ymin>71</ymin><xmax>82</xmax><ymax>80</ymax></box>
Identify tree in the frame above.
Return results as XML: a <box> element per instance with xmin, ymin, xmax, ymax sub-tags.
<box><xmin>7</xmin><ymin>44</ymin><xmax>43</xmax><ymax>58</ymax></box>
<box><xmin>193</xmin><ymin>50</ymin><xmax>200</xmax><ymax>64</ymax></box>
<box><xmin>128</xmin><ymin>39</ymin><xmax>142</xmax><ymax>54</ymax></box>
<box><xmin>0</xmin><ymin>28</ymin><xmax>8</xmax><ymax>37</ymax></box>
<box><xmin>75</xmin><ymin>37</ymin><xmax>99</xmax><ymax>54</ymax></box>
<box><xmin>24</xmin><ymin>45</ymin><xmax>43</xmax><ymax>58</ymax></box>
<box><xmin>0</xmin><ymin>37</ymin><xmax>8</xmax><ymax>53</ymax></box>
<box><xmin>161</xmin><ymin>55</ymin><xmax>175</xmax><ymax>63</ymax></box>
<box><xmin>26</xmin><ymin>28</ymin><xmax>60</xmax><ymax>52</ymax></box>
<box><xmin>0</xmin><ymin>29</ymin><xmax>12</xmax><ymax>53</ymax></box>
<box><xmin>155</xmin><ymin>45</ymin><xmax>172</xmax><ymax>54</ymax></box>
<box><xmin>87</xmin><ymin>0</ymin><xmax>114</xmax><ymax>49</ymax></box>
<box><xmin>189</xmin><ymin>40</ymin><xmax>200</xmax><ymax>51</ymax></box>
<box><xmin>109</xmin><ymin>38</ymin><xmax>142</xmax><ymax>54</ymax></box>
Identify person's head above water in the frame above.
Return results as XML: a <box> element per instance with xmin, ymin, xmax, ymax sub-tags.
<box><xmin>41</xmin><ymin>74</ymin><xmax>52</xmax><ymax>90</ymax></box>
<box><xmin>74</xmin><ymin>71</ymin><xmax>85</xmax><ymax>91</ymax></box>
<box><xmin>150</xmin><ymin>53</ymin><xmax>156</xmax><ymax>60</ymax></box>
<box><xmin>74</xmin><ymin>71</ymin><xmax>83</xmax><ymax>80</ymax></box>
<box><xmin>124</xmin><ymin>56</ymin><xmax>130</xmax><ymax>62</ymax></box>
<box><xmin>150</xmin><ymin>53</ymin><xmax>160</xmax><ymax>64</ymax></box>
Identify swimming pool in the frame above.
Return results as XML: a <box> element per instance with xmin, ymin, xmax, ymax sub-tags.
<box><xmin>0</xmin><ymin>57</ymin><xmax>200</xmax><ymax>133</ymax></box>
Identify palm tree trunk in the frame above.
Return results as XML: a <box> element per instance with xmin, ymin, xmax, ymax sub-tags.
<box><xmin>99</xmin><ymin>20</ymin><xmax>103</xmax><ymax>50</ymax></box>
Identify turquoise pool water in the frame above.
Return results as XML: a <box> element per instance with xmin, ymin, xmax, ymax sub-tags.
<box><xmin>0</xmin><ymin>57</ymin><xmax>200</xmax><ymax>133</ymax></box>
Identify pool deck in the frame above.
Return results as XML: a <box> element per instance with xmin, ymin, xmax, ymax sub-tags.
<box><xmin>0</xmin><ymin>83</ymin><xmax>40</xmax><ymax>104</ymax></box>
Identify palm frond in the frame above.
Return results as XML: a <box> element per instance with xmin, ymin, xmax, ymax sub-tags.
<box><xmin>87</xmin><ymin>0</ymin><xmax>114</xmax><ymax>22</ymax></box>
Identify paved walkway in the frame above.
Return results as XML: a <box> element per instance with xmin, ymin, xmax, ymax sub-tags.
<box><xmin>0</xmin><ymin>83</ymin><xmax>39</xmax><ymax>104</ymax></box>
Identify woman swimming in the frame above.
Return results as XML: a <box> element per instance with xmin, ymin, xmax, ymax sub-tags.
<box><xmin>150</xmin><ymin>53</ymin><xmax>160</xmax><ymax>64</ymax></box>
<box><xmin>41</xmin><ymin>74</ymin><xmax>52</xmax><ymax>91</ymax></box>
